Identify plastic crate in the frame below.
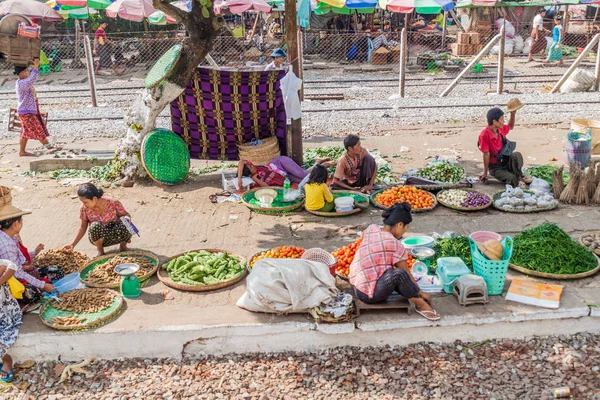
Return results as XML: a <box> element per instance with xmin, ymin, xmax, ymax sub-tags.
<box><xmin>469</xmin><ymin>237</ymin><xmax>513</xmax><ymax>296</ymax></box>
<box><xmin>437</xmin><ymin>257</ymin><xmax>471</xmax><ymax>294</ymax></box>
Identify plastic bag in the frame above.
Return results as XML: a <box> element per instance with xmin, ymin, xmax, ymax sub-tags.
<box><xmin>529</xmin><ymin>177</ymin><xmax>551</xmax><ymax>193</ymax></box>
<box><xmin>565</xmin><ymin>129</ymin><xmax>592</xmax><ymax>168</ymax></box>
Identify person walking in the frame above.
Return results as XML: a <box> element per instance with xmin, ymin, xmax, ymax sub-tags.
<box><xmin>93</xmin><ymin>20</ymin><xmax>122</xmax><ymax>76</ymax></box>
<box><xmin>546</xmin><ymin>16</ymin><xmax>564</xmax><ymax>65</ymax></box>
<box><xmin>528</xmin><ymin>8</ymin><xmax>547</xmax><ymax>62</ymax></box>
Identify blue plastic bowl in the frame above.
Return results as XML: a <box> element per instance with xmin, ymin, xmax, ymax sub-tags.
<box><xmin>54</xmin><ymin>273</ymin><xmax>81</xmax><ymax>293</ymax></box>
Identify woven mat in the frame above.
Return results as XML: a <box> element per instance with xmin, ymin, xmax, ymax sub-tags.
<box><xmin>142</xmin><ymin>129</ymin><xmax>190</xmax><ymax>185</ymax></box>
<box><xmin>144</xmin><ymin>44</ymin><xmax>182</xmax><ymax>89</ymax></box>
<box><xmin>170</xmin><ymin>67</ymin><xmax>287</xmax><ymax>161</ymax></box>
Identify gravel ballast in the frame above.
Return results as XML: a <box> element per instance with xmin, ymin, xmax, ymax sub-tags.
<box><xmin>4</xmin><ymin>334</ymin><xmax>599</xmax><ymax>399</ymax></box>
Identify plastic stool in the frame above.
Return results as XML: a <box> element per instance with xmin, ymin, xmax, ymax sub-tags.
<box><xmin>453</xmin><ymin>274</ymin><xmax>489</xmax><ymax>306</ymax></box>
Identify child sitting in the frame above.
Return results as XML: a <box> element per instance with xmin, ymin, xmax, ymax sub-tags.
<box><xmin>304</xmin><ymin>165</ymin><xmax>335</xmax><ymax>212</ymax></box>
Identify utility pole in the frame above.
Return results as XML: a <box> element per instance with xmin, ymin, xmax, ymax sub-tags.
<box><xmin>284</xmin><ymin>0</ymin><xmax>303</xmax><ymax>165</ymax></box>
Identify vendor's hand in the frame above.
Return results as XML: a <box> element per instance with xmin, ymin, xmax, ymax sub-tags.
<box><xmin>43</xmin><ymin>283</ymin><xmax>55</xmax><ymax>293</ymax></box>
<box><xmin>33</xmin><ymin>58</ymin><xmax>40</xmax><ymax>69</ymax></box>
<box><xmin>361</xmin><ymin>185</ymin><xmax>373</xmax><ymax>194</ymax></box>
<box><xmin>93</xmin><ymin>51</ymin><xmax>98</xmax><ymax>57</ymax></box>
<box><xmin>22</xmin><ymin>264</ymin><xmax>34</xmax><ymax>272</ymax></box>
<box><xmin>35</xmin><ymin>243</ymin><xmax>45</xmax><ymax>254</ymax></box>
<box><xmin>421</xmin><ymin>292</ymin><xmax>432</xmax><ymax>304</ymax></box>
<box><xmin>479</xmin><ymin>174</ymin><xmax>488</xmax><ymax>184</ymax></box>
<box><xmin>62</xmin><ymin>244</ymin><xmax>74</xmax><ymax>252</ymax></box>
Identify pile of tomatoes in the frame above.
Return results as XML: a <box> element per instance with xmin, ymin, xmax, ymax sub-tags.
<box><xmin>250</xmin><ymin>246</ymin><xmax>305</xmax><ymax>267</ymax></box>
<box><xmin>332</xmin><ymin>238</ymin><xmax>362</xmax><ymax>276</ymax></box>
<box><xmin>407</xmin><ymin>254</ymin><xmax>416</xmax><ymax>269</ymax></box>
<box><xmin>374</xmin><ymin>186</ymin><xmax>434</xmax><ymax>210</ymax></box>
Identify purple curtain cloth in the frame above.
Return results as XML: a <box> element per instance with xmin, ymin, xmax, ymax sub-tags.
<box><xmin>170</xmin><ymin>67</ymin><xmax>287</xmax><ymax>160</ymax></box>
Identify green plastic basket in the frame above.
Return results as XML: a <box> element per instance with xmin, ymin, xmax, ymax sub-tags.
<box><xmin>469</xmin><ymin>237</ymin><xmax>513</xmax><ymax>296</ymax></box>
<box><xmin>141</xmin><ymin>129</ymin><xmax>190</xmax><ymax>185</ymax></box>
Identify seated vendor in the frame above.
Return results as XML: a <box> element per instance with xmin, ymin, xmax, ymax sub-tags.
<box><xmin>65</xmin><ymin>183</ymin><xmax>133</xmax><ymax>256</ymax></box>
<box><xmin>332</xmin><ymin>134</ymin><xmax>377</xmax><ymax>193</ymax></box>
<box><xmin>238</xmin><ymin>156</ymin><xmax>335</xmax><ymax>190</ymax></box>
<box><xmin>478</xmin><ymin>106</ymin><xmax>532</xmax><ymax>188</ymax></box>
<box><xmin>349</xmin><ymin>202</ymin><xmax>440</xmax><ymax>321</ymax></box>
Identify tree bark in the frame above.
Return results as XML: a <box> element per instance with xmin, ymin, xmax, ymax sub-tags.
<box><xmin>115</xmin><ymin>0</ymin><xmax>223</xmax><ymax>186</ymax></box>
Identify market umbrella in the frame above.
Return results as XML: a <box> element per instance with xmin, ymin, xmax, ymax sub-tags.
<box><xmin>345</xmin><ymin>0</ymin><xmax>378</xmax><ymax>8</ymax></box>
<box><xmin>59</xmin><ymin>6</ymin><xmax>100</xmax><ymax>18</ymax></box>
<box><xmin>148</xmin><ymin>10</ymin><xmax>177</xmax><ymax>25</ymax></box>
<box><xmin>55</xmin><ymin>0</ymin><xmax>113</xmax><ymax>10</ymax></box>
<box><xmin>382</xmin><ymin>0</ymin><xmax>454</xmax><ymax>13</ymax></box>
<box><xmin>214</xmin><ymin>0</ymin><xmax>272</xmax><ymax>14</ymax></box>
<box><xmin>313</xmin><ymin>2</ymin><xmax>374</xmax><ymax>14</ymax></box>
<box><xmin>0</xmin><ymin>0</ymin><xmax>63</xmax><ymax>22</ymax></box>
<box><xmin>455</xmin><ymin>0</ymin><xmax>497</xmax><ymax>7</ymax></box>
<box><xmin>105</xmin><ymin>0</ymin><xmax>157</xmax><ymax>21</ymax></box>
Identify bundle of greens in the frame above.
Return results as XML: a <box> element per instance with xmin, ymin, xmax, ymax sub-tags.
<box><xmin>302</xmin><ymin>146</ymin><xmax>345</xmax><ymax>173</ymax></box>
<box><xmin>511</xmin><ymin>223</ymin><xmax>598</xmax><ymax>275</ymax></box>
<box><xmin>431</xmin><ymin>236</ymin><xmax>472</xmax><ymax>270</ymax></box>
<box><xmin>416</xmin><ymin>160</ymin><xmax>466</xmax><ymax>184</ymax></box>
<box><xmin>526</xmin><ymin>165</ymin><xmax>569</xmax><ymax>187</ymax></box>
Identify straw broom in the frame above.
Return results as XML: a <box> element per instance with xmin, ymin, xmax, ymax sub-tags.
<box><xmin>593</xmin><ymin>179</ymin><xmax>600</xmax><ymax>204</ymax></box>
<box><xmin>552</xmin><ymin>166</ymin><xmax>565</xmax><ymax>199</ymax></box>
<box><xmin>560</xmin><ymin>166</ymin><xmax>580</xmax><ymax>204</ymax></box>
<box><xmin>587</xmin><ymin>162</ymin><xmax>598</xmax><ymax>199</ymax></box>
<box><xmin>575</xmin><ymin>167</ymin><xmax>590</xmax><ymax>205</ymax></box>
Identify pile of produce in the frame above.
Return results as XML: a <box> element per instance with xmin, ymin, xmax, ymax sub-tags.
<box><xmin>85</xmin><ymin>256</ymin><xmax>155</xmax><ymax>286</ymax></box>
<box><xmin>33</xmin><ymin>249</ymin><xmax>89</xmax><ymax>275</ymax></box>
<box><xmin>415</xmin><ymin>160</ymin><xmax>466</xmax><ymax>183</ymax></box>
<box><xmin>476</xmin><ymin>240</ymin><xmax>505</xmax><ymax>260</ymax></box>
<box><xmin>163</xmin><ymin>250</ymin><xmax>246</xmax><ymax>286</ymax></box>
<box><xmin>512</xmin><ymin>223</ymin><xmax>598</xmax><ymax>275</ymax></box>
<box><xmin>431</xmin><ymin>236</ymin><xmax>472</xmax><ymax>270</ymax></box>
<box><xmin>374</xmin><ymin>186</ymin><xmax>435</xmax><ymax>210</ymax></box>
<box><xmin>333</xmin><ymin>238</ymin><xmax>362</xmax><ymax>276</ymax></box>
<box><xmin>438</xmin><ymin>190</ymin><xmax>490</xmax><ymax>209</ymax></box>
<box><xmin>493</xmin><ymin>187</ymin><xmax>558</xmax><ymax>212</ymax></box>
<box><xmin>51</xmin><ymin>315</ymin><xmax>87</xmax><ymax>327</ymax></box>
<box><xmin>526</xmin><ymin>165</ymin><xmax>569</xmax><ymax>187</ymax></box>
<box><xmin>250</xmin><ymin>246</ymin><xmax>305</xmax><ymax>267</ymax></box>
<box><xmin>54</xmin><ymin>288</ymin><xmax>117</xmax><ymax>314</ymax></box>
<box><xmin>580</xmin><ymin>232</ymin><xmax>600</xmax><ymax>255</ymax></box>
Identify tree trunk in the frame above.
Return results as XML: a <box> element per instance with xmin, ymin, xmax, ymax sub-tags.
<box><xmin>115</xmin><ymin>1</ymin><xmax>222</xmax><ymax>186</ymax></box>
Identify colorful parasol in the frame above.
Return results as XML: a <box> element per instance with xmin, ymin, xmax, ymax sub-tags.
<box><xmin>214</xmin><ymin>0</ymin><xmax>272</xmax><ymax>14</ymax></box>
<box><xmin>381</xmin><ymin>0</ymin><xmax>454</xmax><ymax>13</ymax></box>
<box><xmin>313</xmin><ymin>1</ymin><xmax>374</xmax><ymax>14</ymax></box>
<box><xmin>148</xmin><ymin>10</ymin><xmax>177</xmax><ymax>25</ymax></box>
<box><xmin>105</xmin><ymin>0</ymin><xmax>157</xmax><ymax>21</ymax></box>
<box><xmin>55</xmin><ymin>0</ymin><xmax>113</xmax><ymax>9</ymax></box>
<box><xmin>0</xmin><ymin>0</ymin><xmax>64</xmax><ymax>22</ymax></box>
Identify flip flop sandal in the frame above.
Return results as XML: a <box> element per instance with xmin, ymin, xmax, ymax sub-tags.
<box><xmin>209</xmin><ymin>195</ymin><xmax>218</xmax><ymax>204</ymax></box>
<box><xmin>415</xmin><ymin>309</ymin><xmax>441</xmax><ymax>321</ymax></box>
<box><xmin>0</xmin><ymin>369</ymin><xmax>14</xmax><ymax>383</ymax></box>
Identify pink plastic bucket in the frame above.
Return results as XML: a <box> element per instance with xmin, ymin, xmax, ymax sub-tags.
<box><xmin>469</xmin><ymin>231</ymin><xmax>502</xmax><ymax>243</ymax></box>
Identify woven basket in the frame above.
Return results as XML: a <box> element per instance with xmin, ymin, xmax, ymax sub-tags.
<box><xmin>410</xmin><ymin>182</ymin><xmax>472</xmax><ymax>192</ymax></box>
<box><xmin>158</xmin><ymin>248</ymin><xmax>247</xmax><ymax>292</ymax></box>
<box><xmin>0</xmin><ymin>186</ymin><xmax>12</xmax><ymax>207</ymax></box>
<box><xmin>509</xmin><ymin>258</ymin><xmax>600</xmax><ymax>280</ymax></box>
<box><xmin>436</xmin><ymin>189</ymin><xmax>492</xmax><ymax>212</ymax></box>
<box><xmin>578</xmin><ymin>231</ymin><xmax>600</xmax><ymax>256</ymax></box>
<box><xmin>242</xmin><ymin>186</ymin><xmax>305</xmax><ymax>213</ymax></box>
<box><xmin>79</xmin><ymin>251</ymin><xmax>160</xmax><ymax>289</ymax></box>
<box><xmin>238</xmin><ymin>136</ymin><xmax>281</xmax><ymax>165</ymax></box>
<box><xmin>469</xmin><ymin>237</ymin><xmax>513</xmax><ymax>295</ymax></box>
<box><xmin>144</xmin><ymin>44</ymin><xmax>182</xmax><ymax>89</ymax></box>
<box><xmin>0</xmin><ymin>35</ymin><xmax>41</xmax><ymax>66</ymax></box>
<box><xmin>141</xmin><ymin>129</ymin><xmax>190</xmax><ymax>185</ymax></box>
<box><xmin>491</xmin><ymin>191</ymin><xmax>559</xmax><ymax>213</ymax></box>
<box><xmin>39</xmin><ymin>289</ymin><xmax>124</xmax><ymax>331</ymax></box>
<box><xmin>370</xmin><ymin>187</ymin><xmax>438</xmax><ymax>213</ymax></box>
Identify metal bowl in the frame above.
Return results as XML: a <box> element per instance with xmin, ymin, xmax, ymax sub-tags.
<box><xmin>410</xmin><ymin>247</ymin><xmax>435</xmax><ymax>260</ymax></box>
<box><xmin>114</xmin><ymin>263</ymin><xmax>140</xmax><ymax>276</ymax></box>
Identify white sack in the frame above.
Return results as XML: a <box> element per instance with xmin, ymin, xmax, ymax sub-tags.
<box><xmin>514</xmin><ymin>35</ymin><xmax>524</xmax><ymax>54</ymax></box>
<box><xmin>560</xmin><ymin>69</ymin><xmax>595</xmax><ymax>93</ymax></box>
<box><xmin>236</xmin><ymin>259</ymin><xmax>337</xmax><ymax>314</ymax></box>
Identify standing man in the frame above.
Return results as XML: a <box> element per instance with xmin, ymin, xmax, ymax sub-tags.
<box><xmin>332</xmin><ymin>134</ymin><xmax>378</xmax><ymax>194</ymax></box>
<box><xmin>264</xmin><ymin>48</ymin><xmax>286</xmax><ymax>71</ymax></box>
<box><xmin>93</xmin><ymin>20</ymin><xmax>122</xmax><ymax>76</ymax></box>
<box><xmin>528</xmin><ymin>8</ymin><xmax>547</xmax><ymax>62</ymax></box>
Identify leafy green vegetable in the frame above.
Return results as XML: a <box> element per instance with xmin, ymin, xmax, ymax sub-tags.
<box><xmin>526</xmin><ymin>165</ymin><xmax>569</xmax><ymax>187</ymax></box>
<box><xmin>47</xmin><ymin>160</ymin><xmax>123</xmax><ymax>182</ymax></box>
<box><xmin>431</xmin><ymin>236</ymin><xmax>472</xmax><ymax>270</ymax></box>
<box><xmin>512</xmin><ymin>223</ymin><xmax>597</xmax><ymax>275</ymax></box>
<box><xmin>416</xmin><ymin>160</ymin><xmax>466</xmax><ymax>184</ymax></box>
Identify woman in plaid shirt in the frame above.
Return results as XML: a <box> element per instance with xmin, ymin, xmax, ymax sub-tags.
<box><xmin>349</xmin><ymin>202</ymin><xmax>440</xmax><ymax>321</ymax></box>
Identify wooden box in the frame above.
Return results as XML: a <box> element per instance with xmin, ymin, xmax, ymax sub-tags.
<box><xmin>390</xmin><ymin>46</ymin><xmax>401</xmax><ymax>63</ymax></box>
<box><xmin>470</xmin><ymin>33</ymin><xmax>481</xmax><ymax>45</ymax></box>
<box><xmin>457</xmin><ymin>33</ymin><xmax>471</xmax><ymax>45</ymax></box>
<box><xmin>371</xmin><ymin>48</ymin><xmax>390</xmax><ymax>65</ymax></box>
<box><xmin>0</xmin><ymin>35</ymin><xmax>41</xmax><ymax>66</ymax></box>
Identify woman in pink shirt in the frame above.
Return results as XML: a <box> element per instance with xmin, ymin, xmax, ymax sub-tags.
<box><xmin>14</xmin><ymin>59</ymin><xmax>61</xmax><ymax>156</ymax></box>
<box><xmin>349</xmin><ymin>202</ymin><xmax>440</xmax><ymax>321</ymax></box>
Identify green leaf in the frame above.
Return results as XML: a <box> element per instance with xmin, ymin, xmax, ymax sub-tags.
<box><xmin>206</xmin><ymin>1</ymin><xmax>212</xmax><ymax>7</ymax></box>
<box><xmin>200</xmin><ymin>0</ymin><xmax>207</xmax><ymax>5</ymax></box>
<box><xmin>201</xmin><ymin>6</ymin><xmax>209</xmax><ymax>18</ymax></box>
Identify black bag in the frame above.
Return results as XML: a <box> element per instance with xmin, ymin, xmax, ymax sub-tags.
<box><xmin>496</xmin><ymin>135</ymin><xmax>516</xmax><ymax>165</ymax></box>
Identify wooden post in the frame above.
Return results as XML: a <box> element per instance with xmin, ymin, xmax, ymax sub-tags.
<box><xmin>83</xmin><ymin>35</ymin><xmax>98</xmax><ymax>107</ymax></box>
<box><xmin>593</xmin><ymin>38</ymin><xmax>600</xmax><ymax>91</ymax></box>
<box><xmin>564</xmin><ymin>5</ymin><xmax>570</xmax><ymax>33</ymax></box>
<box><xmin>551</xmin><ymin>33</ymin><xmax>600</xmax><ymax>93</ymax></box>
<box><xmin>449</xmin><ymin>9</ymin><xmax>467</xmax><ymax>33</ymax></box>
<box><xmin>284</xmin><ymin>0</ymin><xmax>303</xmax><ymax>165</ymax></box>
<box><xmin>497</xmin><ymin>23</ymin><xmax>505</xmax><ymax>95</ymax></box>
<box><xmin>399</xmin><ymin>27</ymin><xmax>407</xmax><ymax>97</ymax></box>
<box><xmin>297</xmin><ymin>28</ymin><xmax>304</xmax><ymax>101</ymax></box>
<box><xmin>441</xmin><ymin>11</ymin><xmax>448</xmax><ymax>49</ymax></box>
<box><xmin>440</xmin><ymin>33</ymin><xmax>502</xmax><ymax>97</ymax></box>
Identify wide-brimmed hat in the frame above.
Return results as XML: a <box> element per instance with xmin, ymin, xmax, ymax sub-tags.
<box><xmin>506</xmin><ymin>98</ymin><xmax>524</xmax><ymax>112</ymax></box>
<box><xmin>0</xmin><ymin>204</ymin><xmax>31</xmax><ymax>222</ymax></box>
<box><xmin>271</xmin><ymin>48</ymin><xmax>287</xmax><ymax>58</ymax></box>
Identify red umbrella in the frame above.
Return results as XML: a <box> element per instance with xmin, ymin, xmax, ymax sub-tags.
<box><xmin>0</xmin><ymin>0</ymin><xmax>63</xmax><ymax>22</ymax></box>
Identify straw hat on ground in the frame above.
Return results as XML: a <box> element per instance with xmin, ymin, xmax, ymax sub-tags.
<box><xmin>506</xmin><ymin>98</ymin><xmax>524</xmax><ymax>112</ymax></box>
<box><xmin>0</xmin><ymin>204</ymin><xmax>31</xmax><ymax>222</ymax></box>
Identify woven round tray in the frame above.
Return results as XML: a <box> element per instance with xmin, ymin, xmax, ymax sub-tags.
<box><xmin>158</xmin><ymin>249</ymin><xmax>248</xmax><ymax>292</ymax></box>
<box><xmin>141</xmin><ymin>129</ymin><xmax>190</xmax><ymax>185</ymax></box>
<box><xmin>144</xmin><ymin>44</ymin><xmax>182</xmax><ymax>89</ymax></box>
<box><xmin>80</xmin><ymin>251</ymin><xmax>160</xmax><ymax>289</ymax></box>
<box><xmin>436</xmin><ymin>189</ymin><xmax>492</xmax><ymax>212</ymax></box>
<box><xmin>305</xmin><ymin>191</ymin><xmax>370</xmax><ymax>217</ymax></box>
<box><xmin>509</xmin><ymin>255</ymin><xmax>600</xmax><ymax>280</ymax></box>
<box><xmin>578</xmin><ymin>231</ymin><xmax>600</xmax><ymax>256</ymax></box>
<box><xmin>491</xmin><ymin>191</ymin><xmax>559</xmax><ymax>213</ymax></box>
<box><xmin>242</xmin><ymin>187</ymin><xmax>305</xmax><ymax>214</ymax></box>
<box><xmin>39</xmin><ymin>289</ymin><xmax>124</xmax><ymax>331</ymax></box>
<box><xmin>369</xmin><ymin>187</ymin><xmax>438</xmax><ymax>213</ymax></box>
<box><xmin>410</xmin><ymin>182</ymin><xmax>471</xmax><ymax>192</ymax></box>
<box><xmin>238</xmin><ymin>136</ymin><xmax>281</xmax><ymax>166</ymax></box>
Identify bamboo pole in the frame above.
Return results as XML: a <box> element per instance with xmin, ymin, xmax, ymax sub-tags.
<box><xmin>497</xmin><ymin>23</ymin><xmax>506</xmax><ymax>95</ymax></box>
<box><xmin>594</xmin><ymin>39</ymin><xmax>600</xmax><ymax>91</ymax></box>
<box><xmin>550</xmin><ymin>33</ymin><xmax>600</xmax><ymax>93</ymax></box>
<box><xmin>440</xmin><ymin>33</ymin><xmax>502</xmax><ymax>97</ymax></box>
<box><xmin>83</xmin><ymin>35</ymin><xmax>97</xmax><ymax>107</ymax></box>
<box><xmin>399</xmin><ymin>27</ymin><xmax>407</xmax><ymax>97</ymax></box>
<box><xmin>449</xmin><ymin>9</ymin><xmax>467</xmax><ymax>33</ymax></box>
<box><xmin>441</xmin><ymin>11</ymin><xmax>448</xmax><ymax>49</ymax></box>
<box><xmin>284</xmin><ymin>0</ymin><xmax>303</xmax><ymax>165</ymax></box>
